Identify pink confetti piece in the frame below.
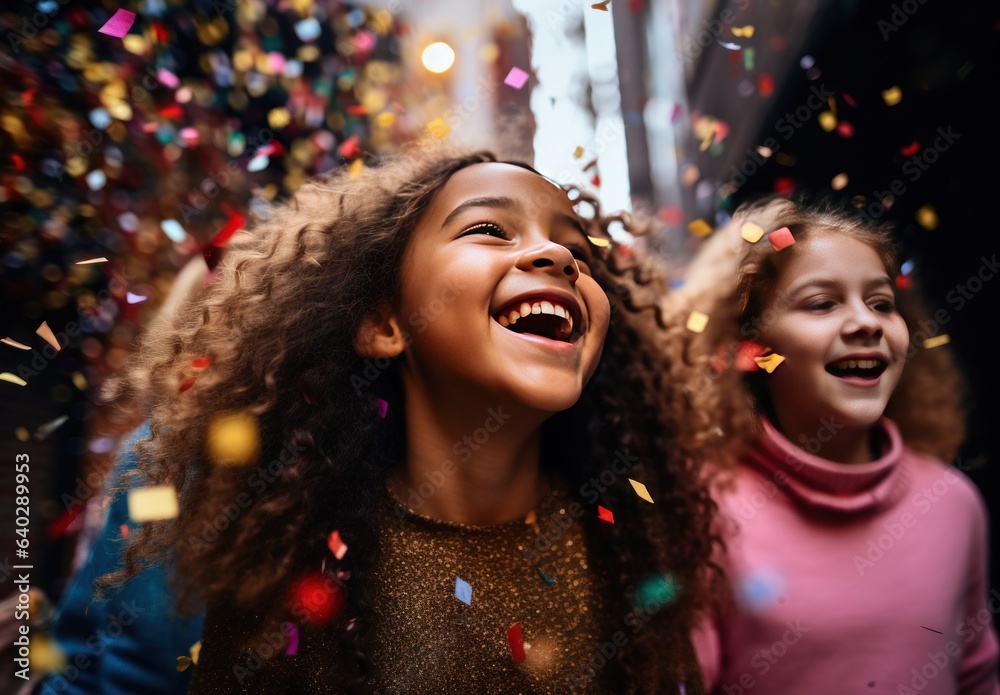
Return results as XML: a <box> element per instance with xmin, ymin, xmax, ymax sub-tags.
<box><xmin>98</xmin><ymin>9</ymin><xmax>136</xmax><ymax>38</ymax></box>
<box><xmin>376</xmin><ymin>398</ymin><xmax>389</xmax><ymax>418</ymax></box>
<box><xmin>768</xmin><ymin>227</ymin><xmax>795</xmax><ymax>250</ymax></box>
<box><xmin>157</xmin><ymin>69</ymin><xmax>180</xmax><ymax>89</ymax></box>
<box><xmin>670</xmin><ymin>103</ymin><xmax>682</xmax><ymax>122</ymax></box>
<box><xmin>126</xmin><ymin>292</ymin><xmax>147</xmax><ymax>304</ymax></box>
<box><xmin>285</xmin><ymin>623</ymin><xmax>299</xmax><ymax>655</ymax></box>
<box><xmin>504</xmin><ymin>66</ymin><xmax>530</xmax><ymax>89</ymax></box>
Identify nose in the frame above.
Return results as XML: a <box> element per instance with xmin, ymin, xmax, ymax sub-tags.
<box><xmin>843</xmin><ymin>299</ymin><xmax>883</xmax><ymax>339</ymax></box>
<box><xmin>518</xmin><ymin>238</ymin><xmax>580</xmax><ymax>283</ymax></box>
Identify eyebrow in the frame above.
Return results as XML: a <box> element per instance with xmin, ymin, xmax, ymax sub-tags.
<box><xmin>788</xmin><ymin>277</ymin><xmax>894</xmax><ymax>296</ymax></box>
<box><xmin>441</xmin><ymin>196</ymin><xmax>519</xmax><ymax>227</ymax></box>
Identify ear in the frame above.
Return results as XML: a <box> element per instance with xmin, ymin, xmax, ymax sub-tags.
<box><xmin>353</xmin><ymin>306</ymin><xmax>406</xmax><ymax>359</ymax></box>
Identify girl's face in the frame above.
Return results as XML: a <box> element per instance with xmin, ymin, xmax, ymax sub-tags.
<box><xmin>395</xmin><ymin>162</ymin><xmax>611</xmax><ymax>413</ymax></box>
<box><xmin>757</xmin><ymin>233</ymin><xmax>909</xmax><ymax>440</ymax></box>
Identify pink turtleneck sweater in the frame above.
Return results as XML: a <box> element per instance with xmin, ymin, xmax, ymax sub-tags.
<box><xmin>692</xmin><ymin>418</ymin><xmax>999</xmax><ymax>694</ymax></box>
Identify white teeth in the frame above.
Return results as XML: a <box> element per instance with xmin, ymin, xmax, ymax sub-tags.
<box><xmin>531</xmin><ymin>303</ymin><xmax>542</xmax><ymax>314</ymax></box>
<box><xmin>498</xmin><ymin>315</ymin><xmax>509</xmax><ymax>327</ymax></box>
<box><xmin>520</xmin><ymin>302</ymin><xmax>532</xmax><ymax>317</ymax></box>
<box><xmin>833</xmin><ymin>358</ymin><xmax>881</xmax><ymax>370</ymax></box>
<box><xmin>494</xmin><ymin>298</ymin><xmax>576</xmax><ymax>333</ymax></box>
<box><xmin>508</xmin><ymin>309</ymin><xmax>520</xmax><ymax>325</ymax></box>
<box><xmin>540</xmin><ymin>300</ymin><xmax>554</xmax><ymax>314</ymax></box>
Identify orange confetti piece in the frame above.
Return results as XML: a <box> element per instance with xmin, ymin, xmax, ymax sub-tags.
<box><xmin>176</xmin><ymin>656</ymin><xmax>192</xmax><ymax>672</ymax></box>
<box><xmin>768</xmin><ymin>227</ymin><xmax>795</xmax><ymax>250</ymax></box>
<box><xmin>427</xmin><ymin>118</ymin><xmax>450</xmax><ymax>139</ymax></box>
<box><xmin>687</xmin><ymin>219</ymin><xmax>713</xmax><ymax>237</ymax></box>
<box><xmin>923</xmin><ymin>335</ymin><xmax>950</xmax><ymax>349</ymax></box>
<box><xmin>881</xmin><ymin>86</ymin><xmax>902</xmax><ymax>106</ymax></box>
<box><xmin>2</xmin><ymin>337</ymin><xmax>31</xmax><ymax>350</ymax></box>
<box><xmin>207</xmin><ymin>412</ymin><xmax>261</xmax><ymax>466</ymax></box>
<box><xmin>35</xmin><ymin>322</ymin><xmax>61</xmax><ymax>352</ymax></box>
<box><xmin>754</xmin><ymin>353</ymin><xmax>785</xmax><ymax>373</ymax></box>
<box><xmin>120</xmin><ymin>524</ymin><xmax>129</xmax><ymax>539</ymax></box>
<box><xmin>591</xmin><ymin>0</ymin><xmax>610</xmax><ymax>9</ymax></box>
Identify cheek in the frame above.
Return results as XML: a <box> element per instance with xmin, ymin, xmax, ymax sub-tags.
<box><xmin>888</xmin><ymin>318</ymin><xmax>910</xmax><ymax>356</ymax></box>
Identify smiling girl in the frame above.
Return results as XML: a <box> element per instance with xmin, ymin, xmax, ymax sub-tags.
<box><xmin>678</xmin><ymin>194</ymin><xmax>999</xmax><ymax>693</ymax></box>
<box><xmin>95</xmin><ymin>145</ymin><xmax>720</xmax><ymax>693</ymax></box>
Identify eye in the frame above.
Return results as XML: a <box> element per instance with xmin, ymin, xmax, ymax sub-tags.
<box><xmin>803</xmin><ymin>300</ymin><xmax>835</xmax><ymax>311</ymax></box>
<box><xmin>564</xmin><ymin>243</ymin><xmax>592</xmax><ymax>263</ymax></box>
<box><xmin>871</xmin><ymin>298</ymin><xmax>897</xmax><ymax>313</ymax></box>
<box><xmin>460</xmin><ymin>221</ymin><xmax>508</xmax><ymax>239</ymax></box>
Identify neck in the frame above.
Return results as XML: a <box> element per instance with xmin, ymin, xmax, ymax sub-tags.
<box><xmin>395</xmin><ymin>385</ymin><xmax>550</xmax><ymax>525</ymax></box>
<box><xmin>770</xmin><ymin>413</ymin><xmax>878</xmax><ymax>464</ymax></box>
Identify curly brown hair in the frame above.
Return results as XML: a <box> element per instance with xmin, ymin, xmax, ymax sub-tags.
<box><xmin>666</xmin><ymin>192</ymin><xmax>967</xmax><ymax>477</ymax></box>
<box><xmin>95</xmin><ymin>141</ymin><xmax>723</xmax><ymax>692</ymax></box>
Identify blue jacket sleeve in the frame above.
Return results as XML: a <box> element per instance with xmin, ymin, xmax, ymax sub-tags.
<box><xmin>38</xmin><ymin>422</ymin><xmax>204</xmax><ymax>695</ymax></box>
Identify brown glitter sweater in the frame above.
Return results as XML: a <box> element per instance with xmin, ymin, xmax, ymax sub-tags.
<box><xmin>187</xmin><ymin>484</ymin><xmax>705</xmax><ymax>694</ymax></box>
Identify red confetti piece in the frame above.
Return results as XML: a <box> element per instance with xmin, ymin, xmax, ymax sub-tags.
<box><xmin>836</xmin><ymin>121</ymin><xmax>854</xmax><ymax>138</ymax></box>
<box><xmin>210</xmin><ymin>212</ymin><xmax>246</xmax><ymax>249</ymax></box>
<box><xmin>773</xmin><ymin>177</ymin><xmax>795</xmax><ymax>196</ymax></box>
<box><xmin>337</xmin><ymin>135</ymin><xmax>361</xmax><ymax>158</ymax></box>
<box><xmin>46</xmin><ymin>503</ymin><xmax>84</xmax><ymax>541</ymax></box>
<box><xmin>895</xmin><ymin>274</ymin><xmax>911</xmax><ymax>290</ymax></box>
<box><xmin>289</xmin><ymin>572</ymin><xmax>344</xmax><ymax>625</ymax></box>
<box><xmin>900</xmin><ymin>141</ymin><xmax>920</xmax><ymax>157</ymax></box>
<box><xmin>327</xmin><ymin>530</ymin><xmax>348</xmax><ymax>560</ymax></box>
<box><xmin>151</xmin><ymin>21</ymin><xmax>170</xmax><ymax>43</ymax></box>
<box><xmin>120</xmin><ymin>524</ymin><xmax>129</xmax><ymax>539</ymax></box>
<box><xmin>11</xmin><ymin>154</ymin><xmax>24</xmax><ymax>170</ymax></box>
<box><xmin>179</xmin><ymin>376</ymin><xmax>197</xmax><ymax>393</ymax></box>
<box><xmin>507</xmin><ymin>624</ymin><xmax>526</xmax><ymax>662</ymax></box>
<box><xmin>346</xmin><ymin>105</ymin><xmax>367</xmax><ymax>116</ymax></box>
<box><xmin>768</xmin><ymin>227</ymin><xmax>795</xmax><ymax>250</ymax></box>
<box><xmin>757</xmin><ymin>74</ymin><xmax>774</xmax><ymax>97</ymax></box>
<box><xmin>658</xmin><ymin>206</ymin><xmax>684</xmax><ymax>225</ymax></box>
<box><xmin>159</xmin><ymin>105</ymin><xmax>184</xmax><ymax>119</ymax></box>
<box><xmin>597</xmin><ymin>505</ymin><xmax>615</xmax><ymax>524</ymax></box>
<box><xmin>98</xmin><ymin>9</ymin><xmax>136</xmax><ymax>38</ymax></box>
<box><xmin>843</xmin><ymin>93</ymin><xmax>857</xmax><ymax>107</ymax></box>
<box><xmin>191</xmin><ymin>357</ymin><xmax>211</xmax><ymax>369</ymax></box>
<box><xmin>590</xmin><ymin>174</ymin><xmax>601</xmax><ymax>188</ymax></box>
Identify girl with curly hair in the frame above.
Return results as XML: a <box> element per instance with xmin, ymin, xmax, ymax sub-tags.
<box><xmin>95</xmin><ymin>143</ymin><xmax>722</xmax><ymax>693</ymax></box>
<box><xmin>673</xmin><ymin>193</ymin><xmax>999</xmax><ymax>693</ymax></box>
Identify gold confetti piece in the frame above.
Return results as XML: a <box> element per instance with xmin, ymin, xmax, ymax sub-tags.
<box><xmin>2</xmin><ymin>337</ymin><xmax>31</xmax><ymax>350</ymax></box>
<box><xmin>15</xmin><ymin>427</ymin><xmax>30</xmax><ymax>442</ymax></box>
<box><xmin>36</xmin><ymin>321</ymin><xmax>61</xmax><ymax>352</ymax></box>
<box><xmin>126</xmin><ymin>485</ymin><xmax>179</xmax><ymax>522</ymax></box>
<box><xmin>754</xmin><ymin>353</ymin><xmax>785</xmax><ymax>373</ymax></box>
<box><xmin>732</xmin><ymin>25</ymin><xmax>755</xmax><ymax>37</ymax></box>
<box><xmin>881</xmin><ymin>86</ymin><xmax>902</xmax><ymax>106</ymax></box>
<box><xmin>587</xmin><ymin>235</ymin><xmax>611</xmax><ymax>248</ymax></box>
<box><xmin>687</xmin><ymin>219</ymin><xmax>713</xmax><ymax>237</ymax></box>
<box><xmin>591</xmin><ymin>0</ymin><xmax>610</xmax><ymax>9</ymax></box>
<box><xmin>916</xmin><ymin>205</ymin><xmax>938</xmax><ymax>230</ymax></box>
<box><xmin>685</xmin><ymin>310</ymin><xmax>709</xmax><ymax>333</ymax></box>
<box><xmin>176</xmin><ymin>656</ymin><xmax>192</xmax><ymax>672</ymax></box>
<box><xmin>573</xmin><ymin>146</ymin><xmax>585</xmax><ymax>159</ymax></box>
<box><xmin>267</xmin><ymin>107</ymin><xmax>291</xmax><ymax>129</ymax></box>
<box><xmin>72</xmin><ymin>371</ymin><xmax>88</xmax><ymax>391</ymax></box>
<box><xmin>628</xmin><ymin>478</ymin><xmax>654</xmax><ymax>504</ymax></box>
<box><xmin>923</xmin><ymin>334</ymin><xmax>950</xmax><ymax>349</ymax></box>
<box><xmin>427</xmin><ymin>117</ymin><xmax>450</xmax><ymax>139</ymax></box>
<box><xmin>698</xmin><ymin>125</ymin><xmax>716</xmax><ymax>151</ymax></box>
<box><xmin>831</xmin><ymin>173</ymin><xmax>849</xmax><ymax>190</ymax></box>
<box><xmin>348</xmin><ymin>159</ymin><xmax>364</xmax><ymax>178</ymax></box>
<box><xmin>740</xmin><ymin>222</ymin><xmax>764</xmax><ymax>243</ymax></box>
<box><xmin>28</xmin><ymin>635</ymin><xmax>66</xmax><ymax>675</ymax></box>
<box><xmin>190</xmin><ymin>640</ymin><xmax>202</xmax><ymax>665</ymax></box>
<box><xmin>1</xmin><ymin>372</ymin><xmax>28</xmax><ymax>386</ymax></box>
<box><xmin>818</xmin><ymin>111</ymin><xmax>837</xmax><ymax>132</ymax></box>
<box><xmin>75</xmin><ymin>257</ymin><xmax>109</xmax><ymax>265</ymax></box>
<box><xmin>207</xmin><ymin>412</ymin><xmax>261</xmax><ymax>466</ymax></box>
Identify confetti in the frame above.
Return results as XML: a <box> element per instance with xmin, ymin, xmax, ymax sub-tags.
<box><xmin>881</xmin><ymin>86</ymin><xmax>902</xmax><ymax>106</ymax></box>
<box><xmin>207</xmin><ymin>412</ymin><xmax>261</xmax><ymax>466</ymax></box>
<box><xmin>687</xmin><ymin>219</ymin><xmax>712</xmax><ymax>237</ymax></box>
<box><xmin>831</xmin><ymin>173</ymin><xmax>849</xmax><ymax>190</ymax></box>
<box><xmin>120</xmin><ymin>524</ymin><xmax>129</xmax><ymax>539</ymax></box>
<box><xmin>426</xmin><ymin>118</ymin><xmax>450</xmax><ymax>139</ymax></box>
<box><xmin>349</xmin><ymin>159</ymin><xmax>365</xmax><ymax>177</ymax></box>
<box><xmin>901</xmin><ymin>141</ymin><xmax>921</xmax><ymax>157</ymax></box>
<box><xmin>327</xmin><ymin>530</ymin><xmax>348</xmax><ymax>560</ymax></box>
<box><xmin>176</xmin><ymin>656</ymin><xmax>192</xmax><ymax>672</ymax></box>
<box><xmin>597</xmin><ymin>505</ymin><xmax>615</xmax><ymax>523</ymax></box>
<box><xmin>628</xmin><ymin>478</ymin><xmax>654</xmax><ymax>503</ymax></box>
<box><xmin>634</xmin><ymin>573</ymin><xmax>679</xmax><ymax>611</ymax></box>
<box><xmin>768</xmin><ymin>227</ymin><xmax>795</xmax><ymax>250</ymax></box>
<box><xmin>2</xmin><ymin>337</ymin><xmax>31</xmax><ymax>350</ymax></box>
<box><xmin>740</xmin><ymin>222</ymin><xmax>764</xmax><ymax>243</ymax></box>
<box><xmin>289</xmin><ymin>573</ymin><xmax>344</xmax><ymax>624</ymax></box>
<box><xmin>923</xmin><ymin>335</ymin><xmax>950</xmax><ymax>349</ymax></box>
<box><xmin>190</xmin><ymin>640</ymin><xmax>201</xmax><ymax>665</ymax></box>
<box><xmin>573</xmin><ymin>146</ymin><xmax>585</xmax><ymax>159</ymax></box>
<box><xmin>98</xmin><ymin>9</ymin><xmax>136</xmax><ymax>39</ymax></box>
<box><xmin>758</xmin><ymin>74</ymin><xmax>774</xmax><ymax>97</ymax></box>
<box><xmin>35</xmin><ymin>321</ymin><xmax>61</xmax><ymax>352</ymax></box>
<box><xmin>916</xmin><ymin>205</ymin><xmax>938</xmax><ymax>230</ymax></box>
<box><xmin>161</xmin><ymin>220</ymin><xmax>187</xmax><ymax>243</ymax></box>
<box><xmin>126</xmin><ymin>485</ymin><xmax>179</xmax><ymax>522</ymax></box>
<box><xmin>455</xmin><ymin>577</ymin><xmax>472</xmax><ymax>605</ymax></box>
<box><xmin>507</xmin><ymin>624</ymin><xmax>526</xmax><ymax>662</ymax></box>
<box><xmin>732</xmin><ymin>25</ymin><xmax>755</xmax><ymax>37</ymax></box>
<box><xmin>178</xmin><ymin>376</ymin><xmax>197</xmax><ymax>393</ymax></box>
<box><xmin>754</xmin><ymin>353</ymin><xmax>786</xmax><ymax>373</ymax></box>
<box><xmin>503</xmin><ymin>66</ymin><xmax>530</xmax><ymax>89</ymax></box>
<box><xmin>818</xmin><ymin>112</ymin><xmax>837</xmax><ymax>131</ymax></box>
<box><xmin>717</xmin><ymin>40</ymin><xmax>742</xmax><ymax>50</ymax></box>
<box><xmin>376</xmin><ymin>398</ymin><xmax>389</xmax><ymax>418</ymax></box>
<box><xmin>285</xmin><ymin>624</ymin><xmax>299</xmax><ymax>655</ymax></box>
<box><xmin>537</xmin><ymin>568</ymin><xmax>556</xmax><ymax>584</ymax></box>
<box><xmin>736</xmin><ymin>567</ymin><xmax>784</xmax><ymax>611</ymax></box>
<box><xmin>126</xmin><ymin>292</ymin><xmax>147</xmax><ymax>304</ymax></box>
<box><xmin>75</xmin><ymin>257</ymin><xmax>109</xmax><ymax>265</ymax></box>
<box><xmin>33</xmin><ymin>415</ymin><xmax>68</xmax><ymax>441</ymax></box>
<box><xmin>210</xmin><ymin>212</ymin><xmax>246</xmax><ymax>249</ymax></box>
<box><xmin>587</xmin><ymin>235</ymin><xmax>611</xmax><ymax>248</ymax></box>
<box><xmin>836</xmin><ymin>121</ymin><xmax>855</xmax><ymax>138</ymax></box>
<box><xmin>685</xmin><ymin>310</ymin><xmax>709</xmax><ymax>334</ymax></box>
<box><xmin>1</xmin><ymin>372</ymin><xmax>29</xmax><ymax>386</ymax></box>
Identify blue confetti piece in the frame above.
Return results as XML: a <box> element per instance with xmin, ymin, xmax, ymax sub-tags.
<box><xmin>160</xmin><ymin>219</ymin><xmax>187</xmax><ymax>243</ymax></box>
<box><xmin>37</xmin><ymin>0</ymin><xmax>58</xmax><ymax>14</ymax></box>
<box><xmin>454</xmin><ymin>577</ymin><xmax>472</xmax><ymax>605</ymax></box>
<box><xmin>736</xmin><ymin>567</ymin><xmax>784</xmax><ymax>612</ymax></box>
<box><xmin>537</xmin><ymin>568</ymin><xmax>556</xmax><ymax>585</ymax></box>
<box><xmin>295</xmin><ymin>18</ymin><xmax>321</xmax><ymax>42</ymax></box>
<box><xmin>901</xmin><ymin>259</ymin><xmax>915</xmax><ymax>275</ymax></box>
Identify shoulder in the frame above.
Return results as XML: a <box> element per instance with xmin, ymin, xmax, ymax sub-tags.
<box><xmin>902</xmin><ymin>447</ymin><xmax>990</xmax><ymax>528</ymax></box>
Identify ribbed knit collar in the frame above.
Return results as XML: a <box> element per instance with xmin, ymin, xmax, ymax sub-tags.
<box><xmin>743</xmin><ymin>417</ymin><xmax>909</xmax><ymax>515</ymax></box>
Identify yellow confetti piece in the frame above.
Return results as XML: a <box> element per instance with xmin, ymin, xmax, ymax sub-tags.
<box><xmin>916</xmin><ymin>205</ymin><xmax>938</xmax><ymax>230</ymax></box>
<box><xmin>348</xmin><ymin>159</ymin><xmax>364</xmax><ymax>178</ymax></box>
<box><xmin>685</xmin><ymin>310</ymin><xmax>709</xmax><ymax>333</ymax></box>
<box><xmin>75</xmin><ymin>257</ymin><xmax>109</xmax><ymax>265</ymax></box>
<box><xmin>831</xmin><ymin>173</ymin><xmax>849</xmax><ymax>190</ymax></box>
<box><xmin>754</xmin><ymin>353</ymin><xmax>785</xmax><ymax>373</ymax></box>
<box><xmin>427</xmin><ymin>117</ymin><xmax>450</xmax><ymax>139</ymax></box>
<box><xmin>732</xmin><ymin>25</ymin><xmax>755</xmax><ymax>37</ymax></box>
<box><xmin>740</xmin><ymin>222</ymin><xmax>764</xmax><ymax>243</ymax></box>
<box><xmin>190</xmin><ymin>640</ymin><xmax>202</xmax><ymax>665</ymax></box>
<box><xmin>267</xmin><ymin>107</ymin><xmax>291</xmax><ymax>130</ymax></box>
<box><xmin>698</xmin><ymin>125</ymin><xmax>716</xmax><ymax>151</ymax></box>
<box><xmin>881</xmin><ymin>86</ymin><xmax>902</xmax><ymax>106</ymax></box>
<box><xmin>923</xmin><ymin>334</ymin><xmax>950</xmax><ymax>349</ymax></box>
<box><xmin>207</xmin><ymin>412</ymin><xmax>261</xmax><ymax>466</ymax></box>
<box><xmin>72</xmin><ymin>371</ymin><xmax>88</xmax><ymax>391</ymax></box>
<box><xmin>15</xmin><ymin>427</ymin><xmax>30</xmax><ymax>442</ymax></box>
<box><xmin>126</xmin><ymin>485</ymin><xmax>179</xmax><ymax>522</ymax></box>
<box><xmin>2</xmin><ymin>337</ymin><xmax>31</xmax><ymax>350</ymax></box>
<box><xmin>36</xmin><ymin>321</ymin><xmax>61</xmax><ymax>352</ymax></box>
<box><xmin>573</xmin><ymin>146</ymin><xmax>585</xmax><ymax>159</ymax></box>
<box><xmin>628</xmin><ymin>478</ymin><xmax>654</xmax><ymax>504</ymax></box>
<box><xmin>687</xmin><ymin>219</ymin><xmax>713</xmax><ymax>237</ymax></box>
<box><xmin>587</xmin><ymin>235</ymin><xmax>611</xmax><ymax>248</ymax></box>
<box><xmin>28</xmin><ymin>635</ymin><xmax>66</xmax><ymax>675</ymax></box>
<box><xmin>818</xmin><ymin>111</ymin><xmax>837</xmax><ymax>132</ymax></box>
<box><xmin>1</xmin><ymin>372</ymin><xmax>28</xmax><ymax>386</ymax></box>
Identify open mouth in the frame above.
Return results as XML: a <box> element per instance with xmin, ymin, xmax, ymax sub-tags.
<box><xmin>825</xmin><ymin>358</ymin><xmax>887</xmax><ymax>380</ymax></box>
<box><xmin>492</xmin><ymin>299</ymin><xmax>580</xmax><ymax>343</ymax></box>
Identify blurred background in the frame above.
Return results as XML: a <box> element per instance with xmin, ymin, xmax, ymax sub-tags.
<box><xmin>1</xmin><ymin>0</ymin><xmax>997</xmax><ymax>687</ymax></box>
